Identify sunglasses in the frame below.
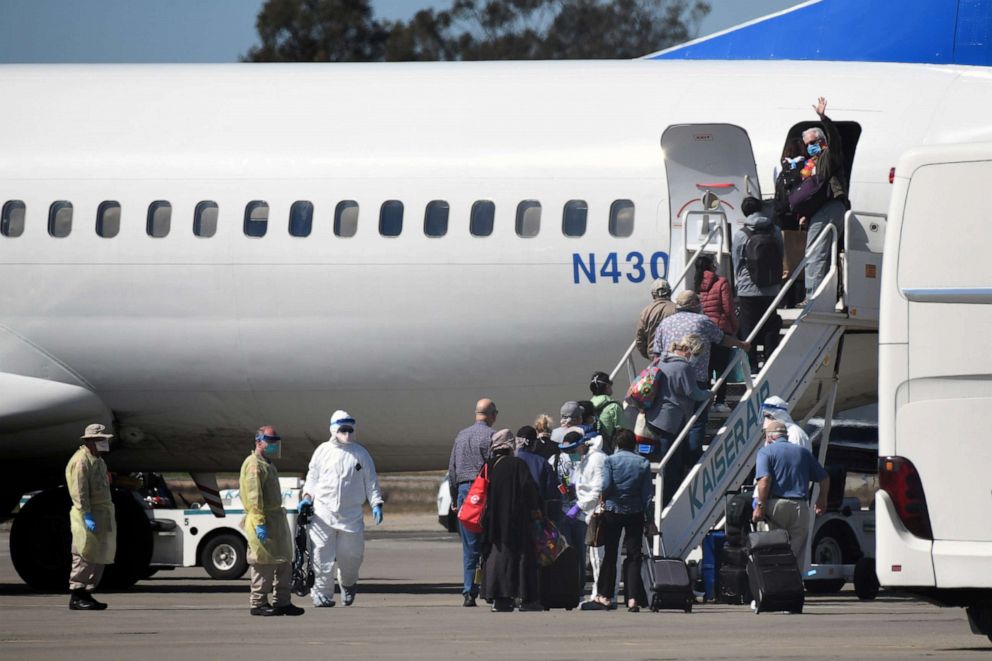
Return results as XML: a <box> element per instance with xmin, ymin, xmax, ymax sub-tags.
<box><xmin>337</xmin><ymin>426</ymin><xmax>355</xmax><ymax>434</ymax></box>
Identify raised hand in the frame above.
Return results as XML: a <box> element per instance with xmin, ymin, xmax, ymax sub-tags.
<box><xmin>813</xmin><ymin>96</ymin><xmax>827</xmax><ymax>116</ymax></box>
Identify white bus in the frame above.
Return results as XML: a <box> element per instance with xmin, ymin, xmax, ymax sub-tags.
<box><xmin>877</xmin><ymin>142</ymin><xmax>992</xmax><ymax>642</ymax></box>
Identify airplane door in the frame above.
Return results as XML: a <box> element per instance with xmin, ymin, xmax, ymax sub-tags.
<box><xmin>661</xmin><ymin>124</ymin><xmax>760</xmax><ymax>288</ymax></box>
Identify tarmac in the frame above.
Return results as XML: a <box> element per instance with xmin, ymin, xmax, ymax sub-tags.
<box><xmin>0</xmin><ymin>522</ymin><xmax>988</xmax><ymax>660</ymax></box>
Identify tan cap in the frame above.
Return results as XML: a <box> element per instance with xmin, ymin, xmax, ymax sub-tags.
<box><xmin>81</xmin><ymin>423</ymin><xmax>113</xmax><ymax>440</ymax></box>
<box><xmin>675</xmin><ymin>290</ymin><xmax>700</xmax><ymax>310</ymax></box>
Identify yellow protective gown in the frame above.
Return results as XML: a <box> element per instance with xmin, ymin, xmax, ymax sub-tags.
<box><xmin>239</xmin><ymin>452</ymin><xmax>292</xmax><ymax>565</ymax></box>
<box><xmin>65</xmin><ymin>445</ymin><xmax>116</xmax><ymax>564</ymax></box>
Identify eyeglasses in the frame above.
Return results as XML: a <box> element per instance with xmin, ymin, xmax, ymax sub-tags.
<box><xmin>338</xmin><ymin>426</ymin><xmax>354</xmax><ymax>434</ymax></box>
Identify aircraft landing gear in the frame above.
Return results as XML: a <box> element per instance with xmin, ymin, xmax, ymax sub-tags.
<box><xmin>10</xmin><ymin>485</ymin><xmax>153</xmax><ymax>592</ymax></box>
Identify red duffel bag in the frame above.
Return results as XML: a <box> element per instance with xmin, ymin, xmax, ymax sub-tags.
<box><xmin>457</xmin><ymin>463</ymin><xmax>489</xmax><ymax>534</ymax></box>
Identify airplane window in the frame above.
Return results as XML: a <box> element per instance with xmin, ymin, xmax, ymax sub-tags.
<box><xmin>379</xmin><ymin>200</ymin><xmax>403</xmax><ymax>237</ymax></box>
<box><xmin>562</xmin><ymin>200</ymin><xmax>588</xmax><ymax>237</ymax></box>
<box><xmin>48</xmin><ymin>200</ymin><xmax>73</xmax><ymax>238</ymax></box>
<box><xmin>244</xmin><ymin>200</ymin><xmax>269</xmax><ymax>238</ymax></box>
<box><xmin>609</xmin><ymin>199</ymin><xmax>635</xmax><ymax>237</ymax></box>
<box><xmin>147</xmin><ymin>200</ymin><xmax>172</xmax><ymax>238</ymax></box>
<box><xmin>1</xmin><ymin>200</ymin><xmax>25</xmax><ymax>238</ymax></box>
<box><xmin>516</xmin><ymin>200</ymin><xmax>541</xmax><ymax>238</ymax></box>
<box><xmin>289</xmin><ymin>200</ymin><xmax>314</xmax><ymax>238</ymax></box>
<box><xmin>470</xmin><ymin>201</ymin><xmax>494</xmax><ymax>237</ymax></box>
<box><xmin>96</xmin><ymin>201</ymin><xmax>120</xmax><ymax>238</ymax></box>
<box><xmin>194</xmin><ymin>201</ymin><xmax>218</xmax><ymax>238</ymax></box>
<box><xmin>334</xmin><ymin>201</ymin><xmax>358</xmax><ymax>237</ymax></box>
<box><xmin>424</xmin><ymin>200</ymin><xmax>449</xmax><ymax>237</ymax></box>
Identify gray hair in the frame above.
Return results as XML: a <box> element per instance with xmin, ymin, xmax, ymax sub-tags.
<box><xmin>803</xmin><ymin>127</ymin><xmax>826</xmax><ymax>143</ymax></box>
<box><xmin>671</xmin><ymin>333</ymin><xmax>705</xmax><ymax>357</ymax></box>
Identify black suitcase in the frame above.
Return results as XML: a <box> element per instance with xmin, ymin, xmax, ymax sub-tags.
<box><xmin>648</xmin><ymin>557</ymin><xmax>693</xmax><ymax>612</ymax></box>
<box><xmin>746</xmin><ymin>532</ymin><xmax>804</xmax><ymax>614</ymax></box>
<box><xmin>718</xmin><ymin>564</ymin><xmax>751</xmax><ymax>604</ymax></box>
<box><xmin>720</xmin><ymin>544</ymin><xmax>749</xmax><ymax>568</ymax></box>
<box><xmin>540</xmin><ymin>545</ymin><xmax>582</xmax><ymax>610</ymax></box>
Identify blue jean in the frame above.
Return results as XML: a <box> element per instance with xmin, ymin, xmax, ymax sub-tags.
<box><xmin>804</xmin><ymin>199</ymin><xmax>845</xmax><ymax>298</ymax></box>
<box><xmin>457</xmin><ymin>482</ymin><xmax>482</xmax><ymax>596</ymax></box>
<box><xmin>686</xmin><ymin>380</ymin><xmax>709</xmax><ymax>467</ymax></box>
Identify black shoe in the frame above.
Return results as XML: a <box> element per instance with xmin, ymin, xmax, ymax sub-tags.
<box><xmin>274</xmin><ymin>603</ymin><xmax>305</xmax><ymax>616</ymax></box>
<box><xmin>250</xmin><ymin>603</ymin><xmax>278</xmax><ymax>616</ymax></box>
<box><xmin>490</xmin><ymin>599</ymin><xmax>514</xmax><ymax>612</ymax></box>
<box><xmin>462</xmin><ymin>594</ymin><xmax>477</xmax><ymax>607</ymax></box>
<box><xmin>341</xmin><ymin>584</ymin><xmax>356</xmax><ymax>606</ymax></box>
<box><xmin>68</xmin><ymin>589</ymin><xmax>106</xmax><ymax>611</ymax></box>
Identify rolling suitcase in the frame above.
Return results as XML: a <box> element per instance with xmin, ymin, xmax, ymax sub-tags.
<box><xmin>539</xmin><ymin>544</ymin><xmax>582</xmax><ymax>610</ymax></box>
<box><xmin>720</xmin><ymin>544</ymin><xmax>749</xmax><ymax>568</ymax></box>
<box><xmin>746</xmin><ymin>528</ymin><xmax>804</xmax><ymax>614</ymax></box>
<box><xmin>647</xmin><ymin>536</ymin><xmax>693</xmax><ymax>613</ymax></box>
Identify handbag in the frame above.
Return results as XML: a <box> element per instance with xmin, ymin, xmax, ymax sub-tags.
<box><xmin>585</xmin><ymin>506</ymin><xmax>605</xmax><ymax>547</ymax></box>
<box><xmin>626</xmin><ymin>358</ymin><xmax>662</xmax><ymax>409</ymax></box>
<box><xmin>533</xmin><ymin>518</ymin><xmax>569</xmax><ymax>567</ymax></box>
<box><xmin>456</xmin><ymin>463</ymin><xmax>489</xmax><ymax>534</ymax></box>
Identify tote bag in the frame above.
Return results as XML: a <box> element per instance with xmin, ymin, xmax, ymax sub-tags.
<box><xmin>456</xmin><ymin>463</ymin><xmax>489</xmax><ymax>534</ymax></box>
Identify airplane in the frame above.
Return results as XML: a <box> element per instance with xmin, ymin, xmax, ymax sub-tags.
<box><xmin>1</xmin><ymin>0</ymin><xmax>990</xmax><ymax>588</ymax></box>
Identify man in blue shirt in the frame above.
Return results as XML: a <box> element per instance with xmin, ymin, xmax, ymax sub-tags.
<box><xmin>448</xmin><ymin>398</ymin><xmax>497</xmax><ymax>607</ymax></box>
<box><xmin>752</xmin><ymin>421</ymin><xmax>830</xmax><ymax>567</ymax></box>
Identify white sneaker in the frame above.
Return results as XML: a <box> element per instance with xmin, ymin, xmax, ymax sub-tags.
<box><xmin>711</xmin><ymin>403</ymin><xmax>732</xmax><ymax>414</ymax></box>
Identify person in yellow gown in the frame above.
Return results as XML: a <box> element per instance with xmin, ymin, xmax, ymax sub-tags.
<box><xmin>66</xmin><ymin>423</ymin><xmax>116</xmax><ymax>610</ymax></box>
<box><xmin>239</xmin><ymin>425</ymin><xmax>305</xmax><ymax>617</ymax></box>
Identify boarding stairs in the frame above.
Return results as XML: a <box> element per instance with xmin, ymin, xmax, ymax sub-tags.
<box><xmin>610</xmin><ymin>210</ymin><xmax>884</xmax><ymax>560</ymax></box>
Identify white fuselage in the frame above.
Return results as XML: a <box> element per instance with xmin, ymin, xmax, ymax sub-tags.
<box><xmin>1</xmin><ymin>60</ymin><xmax>990</xmax><ymax>475</ymax></box>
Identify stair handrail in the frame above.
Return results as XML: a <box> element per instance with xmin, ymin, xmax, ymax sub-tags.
<box><xmin>652</xmin><ymin>223</ymin><xmax>840</xmax><ymax>515</ymax></box>
<box><xmin>609</xmin><ymin>218</ymin><xmax>728</xmax><ymax>384</ymax></box>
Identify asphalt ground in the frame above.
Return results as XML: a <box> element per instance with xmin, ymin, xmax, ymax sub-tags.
<box><xmin>0</xmin><ymin>526</ymin><xmax>988</xmax><ymax>660</ymax></box>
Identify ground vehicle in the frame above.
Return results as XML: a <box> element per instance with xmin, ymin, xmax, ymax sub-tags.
<box><xmin>149</xmin><ymin>477</ymin><xmax>300</xmax><ymax>579</ymax></box>
<box><xmin>877</xmin><ymin>142</ymin><xmax>992</xmax><ymax>642</ymax></box>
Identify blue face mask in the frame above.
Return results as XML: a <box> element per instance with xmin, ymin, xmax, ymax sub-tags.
<box><xmin>568</xmin><ymin>452</ymin><xmax>582</xmax><ymax>462</ymax></box>
<box><xmin>262</xmin><ymin>442</ymin><xmax>280</xmax><ymax>457</ymax></box>
<box><xmin>806</xmin><ymin>142</ymin><xmax>822</xmax><ymax>157</ymax></box>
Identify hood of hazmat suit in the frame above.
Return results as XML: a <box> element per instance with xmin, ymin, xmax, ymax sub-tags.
<box><xmin>761</xmin><ymin>396</ymin><xmax>811</xmax><ymax>451</ymax></box>
<box><xmin>239</xmin><ymin>453</ymin><xmax>292</xmax><ymax>565</ymax></box>
<box><xmin>65</xmin><ymin>445</ymin><xmax>116</xmax><ymax>564</ymax></box>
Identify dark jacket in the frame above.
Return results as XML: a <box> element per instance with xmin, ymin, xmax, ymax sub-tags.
<box><xmin>602</xmin><ymin>449</ymin><xmax>653</xmax><ymax>515</ymax></box>
<box><xmin>732</xmin><ymin>213</ymin><xmax>784</xmax><ymax>298</ymax></box>
<box><xmin>515</xmin><ymin>446</ymin><xmax>559</xmax><ymax>508</ymax></box>
<box><xmin>698</xmin><ymin>270</ymin><xmax>738</xmax><ymax>335</ymax></box>
<box><xmin>482</xmin><ymin>455</ymin><xmax>542</xmax><ymax>554</ymax></box>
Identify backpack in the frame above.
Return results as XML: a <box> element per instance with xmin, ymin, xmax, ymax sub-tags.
<box><xmin>593</xmin><ymin>399</ymin><xmax>622</xmax><ymax>453</ymax></box>
<box><xmin>741</xmin><ymin>225</ymin><xmax>783</xmax><ymax>288</ymax></box>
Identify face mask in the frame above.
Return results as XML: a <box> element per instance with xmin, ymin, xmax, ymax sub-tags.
<box><xmin>95</xmin><ymin>440</ymin><xmax>110</xmax><ymax>453</ymax></box>
<box><xmin>262</xmin><ymin>442</ymin><xmax>280</xmax><ymax>458</ymax></box>
<box><xmin>806</xmin><ymin>142</ymin><xmax>822</xmax><ymax>157</ymax></box>
<box><xmin>568</xmin><ymin>452</ymin><xmax>582</xmax><ymax>462</ymax></box>
<box><xmin>336</xmin><ymin>431</ymin><xmax>355</xmax><ymax>444</ymax></box>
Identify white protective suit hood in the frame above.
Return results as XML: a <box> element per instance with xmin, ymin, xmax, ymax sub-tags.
<box><xmin>761</xmin><ymin>396</ymin><xmax>811</xmax><ymax>451</ymax></box>
<box><xmin>330</xmin><ymin>409</ymin><xmax>357</xmax><ymax>443</ymax></box>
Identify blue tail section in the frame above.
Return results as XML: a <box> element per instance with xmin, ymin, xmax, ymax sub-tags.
<box><xmin>648</xmin><ymin>0</ymin><xmax>992</xmax><ymax>66</ymax></box>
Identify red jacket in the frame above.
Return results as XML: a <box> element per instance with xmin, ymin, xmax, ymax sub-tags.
<box><xmin>698</xmin><ymin>270</ymin><xmax>738</xmax><ymax>335</ymax></box>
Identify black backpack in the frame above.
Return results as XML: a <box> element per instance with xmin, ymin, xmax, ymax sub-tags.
<box><xmin>741</xmin><ymin>225</ymin><xmax>783</xmax><ymax>288</ymax></box>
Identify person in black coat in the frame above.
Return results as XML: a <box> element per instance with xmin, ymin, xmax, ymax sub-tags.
<box><xmin>481</xmin><ymin>429</ymin><xmax>544</xmax><ymax>612</ymax></box>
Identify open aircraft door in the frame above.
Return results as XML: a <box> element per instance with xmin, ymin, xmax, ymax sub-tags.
<box><xmin>662</xmin><ymin>124</ymin><xmax>761</xmax><ymax>288</ymax></box>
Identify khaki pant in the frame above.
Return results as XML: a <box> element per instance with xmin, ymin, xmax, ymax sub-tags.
<box><xmin>69</xmin><ymin>546</ymin><xmax>105</xmax><ymax>592</ymax></box>
<box><xmin>762</xmin><ymin>498</ymin><xmax>810</xmax><ymax>568</ymax></box>
<box><xmin>249</xmin><ymin>562</ymin><xmax>291</xmax><ymax>608</ymax></box>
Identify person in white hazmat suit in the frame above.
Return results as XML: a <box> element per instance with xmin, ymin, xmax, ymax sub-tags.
<box><xmin>761</xmin><ymin>395</ymin><xmax>811</xmax><ymax>451</ymax></box>
<box><xmin>300</xmin><ymin>410</ymin><xmax>384</xmax><ymax>607</ymax></box>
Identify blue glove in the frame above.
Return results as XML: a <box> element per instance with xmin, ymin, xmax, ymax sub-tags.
<box><xmin>298</xmin><ymin>498</ymin><xmax>313</xmax><ymax>512</ymax></box>
<box><xmin>83</xmin><ymin>512</ymin><xmax>97</xmax><ymax>533</ymax></box>
<box><xmin>372</xmin><ymin>504</ymin><xmax>383</xmax><ymax>526</ymax></box>
<box><xmin>255</xmin><ymin>524</ymin><xmax>268</xmax><ymax>543</ymax></box>
<box><xmin>565</xmin><ymin>504</ymin><xmax>582</xmax><ymax>520</ymax></box>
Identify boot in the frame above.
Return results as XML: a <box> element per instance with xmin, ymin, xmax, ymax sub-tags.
<box><xmin>274</xmin><ymin>603</ymin><xmax>305</xmax><ymax>616</ymax></box>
